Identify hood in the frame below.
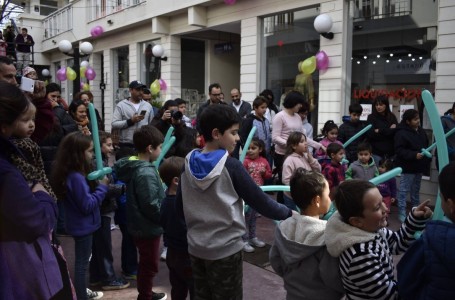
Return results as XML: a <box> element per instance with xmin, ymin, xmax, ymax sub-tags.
<box><xmin>353</xmin><ymin>157</ymin><xmax>376</xmax><ymax>167</ymax></box>
<box><xmin>325</xmin><ymin>212</ymin><xmax>377</xmax><ymax>257</ymax></box>
<box><xmin>274</xmin><ymin>215</ymin><xmax>327</xmax><ymax>264</ymax></box>
<box><xmin>185</xmin><ymin>149</ymin><xmax>228</xmax><ymax>191</ymax></box>
<box><xmin>113</xmin><ymin>156</ymin><xmax>154</xmax><ymax>182</ymax></box>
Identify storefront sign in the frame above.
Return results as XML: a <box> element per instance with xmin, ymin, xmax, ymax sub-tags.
<box><xmin>384</xmin><ymin>59</ymin><xmax>430</xmax><ymax>75</ymax></box>
<box><xmin>352</xmin><ymin>88</ymin><xmax>422</xmax><ymax>100</ymax></box>
<box><xmin>214</xmin><ymin>42</ymin><xmax>233</xmax><ymax>54</ymax></box>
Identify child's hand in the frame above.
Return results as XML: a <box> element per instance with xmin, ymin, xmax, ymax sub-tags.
<box><xmin>99</xmin><ymin>176</ymin><xmax>110</xmax><ymax>186</ymax></box>
<box><xmin>416</xmin><ymin>153</ymin><xmax>424</xmax><ymax>160</ymax></box>
<box><xmin>412</xmin><ymin>199</ymin><xmax>433</xmax><ymax>219</ymax></box>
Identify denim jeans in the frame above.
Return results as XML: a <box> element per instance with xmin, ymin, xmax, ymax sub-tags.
<box><xmin>397</xmin><ymin>173</ymin><xmax>422</xmax><ymax>215</ymax></box>
<box><xmin>90</xmin><ymin>216</ymin><xmax>115</xmax><ymax>283</ymax></box>
<box><xmin>119</xmin><ymin>224</ymin><xmax>138</xmax><ymax>275</ymax></box>
<box><xmin>242</xmin><ymin>208</ymin><xmax>258</xmax><ymax>241</ymax></box>
<box><xmin>73</xmin><ymin>234</ymin><xmax>93</xmax><ymax>300</ymax></box>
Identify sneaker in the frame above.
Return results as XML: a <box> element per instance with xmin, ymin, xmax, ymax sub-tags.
<box><xmin>249</xmin><ymin>237</ymin><xmax>266</xmax><ymax>248</ymax></box>
<box><xmin>101</xmin><ymin>278</ymin><xmax>130</xmax><ymax>290</ymax></box>
<box><xmin>243</xmin><ymin>243</ymin><xmax>255</xmax><ymax>253</ymax></box>
<box><xmin>87</xmin><ymin>288</ymin><xmax>103</xmax><ymax>299</ymax></box>
<box><xmin>110</xmin><ymin>224</ymin><xmax>118</xmax><ymax>231</ymax></box>
<box><xmin>151</xmin><ymin>291</ymin><xmax>167</xmax><ymax>300</ymax></box>
<box><xmin>160</xmin><ymin>247</ymin><xmax>167</xmax><ymax>261</ymax></box>
<box><xmin>122</xmin><ymin>272</ymin><xmax>137</xmax><ymax>280</ymax></box>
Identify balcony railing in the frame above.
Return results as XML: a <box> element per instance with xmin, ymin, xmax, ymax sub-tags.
<box><xmin>352</xmin><ymin>0</ymin><xmax>412</xmax><ymax>20</ymax></box>
<box><xmin>87</xmin><ymin>0</ymin><xmax>145</xmax><ymax>21</ymax></box>
<box><xmin>43</xmin><ymin>4</ymin><xmax>73</xmax><ymax>39</ymax></box>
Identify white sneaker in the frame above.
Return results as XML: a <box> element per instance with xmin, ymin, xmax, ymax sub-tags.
<box><xmin>243</xmin><ymin>243</ymin><xmax>255</xmax><ymax>253</ymax></box>
<box><xmin>87</xmin><ymin>288</ymin><xmax>103</xmax><ymax>299</ymax></box>
<box><xmin>250</xmin><ymin>237</ymin><xmax>266</xmax><ymax>248</ymax></box>
<box><xmin>160</xmin><ymin>247</ymin><xmax>167</xmax><ymax>261</ymax></box>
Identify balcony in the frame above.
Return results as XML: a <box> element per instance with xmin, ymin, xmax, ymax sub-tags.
<box><xmin>352</xmin><ymin>0</ymin><xmax>412</xmax><ymax>20</ymax></box>
<box><xmin>43</xmin><ymin>4</ymin><xmax>73</xmax><ymax>39</ymax></box>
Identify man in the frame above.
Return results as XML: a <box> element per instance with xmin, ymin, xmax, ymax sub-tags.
<box><xmin>230</xmin><ymin>88</ymin><xmax>251</xmax><ymax>119</ymax></box>
<box><xmin>4</xmin><ymin>26</ymin><xmax>16</xmax><ymax>60</ymax></box>
<box><xmin>196</xmin><ymin>83</ymin><xmax>225</xmax><ymax>120</ymax></box>
<box><xmin>15</xmin><ymin>28</ymin><xmax>34</xmax><ymax>72</ymax></box>
<box><xmin>112</xmin><ymin>80</ymin><xmax>154</xmax><ymax>149</ymax></box>
<box><xmin>0</xmin><ymin>56</ymin><xmax>17</xmax><ymax>85</ymax></box>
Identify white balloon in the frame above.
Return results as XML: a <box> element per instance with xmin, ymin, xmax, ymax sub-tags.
<box><xmin>41</xmin><ymin>69</ymin><xmax>50</xmax><ymax>76</ymax></box>
<box><xmin>58</xmin><ymin>40</ymin><xmax>72</xmax><ymax>53</ymax></box>
<box><xmin>152</xmin><ymin>45</ymin><xmax>164</xmax><ymax>57</ymax></box>
<box><xmin>80</xmin><ymin>42</ymin><xmax>94</xmax><ymax>54</ymax></box>
<box><xmin>314</xmin><ymin>14</ymin><xmax>333</xmax><ymax>33</ymax></box>
<box><xmin>80</xmin><ymin>61</ymin><xmax>90</xmax><ymax>68</ymax></box>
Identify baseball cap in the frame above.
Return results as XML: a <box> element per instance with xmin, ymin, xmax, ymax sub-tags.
<box><xmin>129</xmin><ymin>80</ymin><xmax>146</xmax><ymax>89</ymax></box>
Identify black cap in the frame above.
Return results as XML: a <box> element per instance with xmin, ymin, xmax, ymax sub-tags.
<box><xmin>129</xmin><ymin>80</ymin><xmax>146</xmax><ymax>89</ymax></box>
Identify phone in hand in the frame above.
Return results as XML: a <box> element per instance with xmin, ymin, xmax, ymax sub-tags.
<box><xmin>20</xmin><ymin>76</ymin><xmax>35</xmax><ymax>93</ymax></box>
<box><xmin>140</xmin><ymin>110</ymin><xmax>147</xmax><ymax>116</ymax></box>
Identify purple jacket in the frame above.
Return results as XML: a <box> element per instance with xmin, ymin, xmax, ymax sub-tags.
<box><xmin>0</xmin><ymin>137</ymin><xmax>63</xmax><ymax>299</ymax></box>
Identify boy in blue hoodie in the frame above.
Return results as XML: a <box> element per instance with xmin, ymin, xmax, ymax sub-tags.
<box><xmin>113</xmin><ymin>125</ymin><xmax>167</xmax><ymax>300</ymax></box>
<box><xmin>176</xmin><ymin>105</ymin><xmax>294</xmax><ymax>299</ymax></box>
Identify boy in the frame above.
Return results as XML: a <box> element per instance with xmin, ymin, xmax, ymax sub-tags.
<box><xmin>398</xmin><ymin>162</ymin><xmax>455</xmax><ymax>299</ymax></box>
<box><xmin>159</xmin><ymin>156</ymin><xmax>194</xmax><ymax>300</ymax></box>
<box><xmin>240</xmin><ymin>96</ymin><xmax>272</xmax><ymax>162</ymax></box>
<box><xmin>322</xmin><ymin>142</ymin><xmax>345</xmax><ymax>199</ymax></box>
<box><xmin>345</xmin><ymin>141</ymin><xmax>379</xmax><ymax>180</ymax></box>
<box><xmin>175</xmin><ymin>98</ymin><xmax>192</xmax><ymax>128</ymax></box>
<box><xmin>113</xmin><ymin>125</ymin><xmax>167</xmax><ymax>300</ymax></box>
<box><xmin>325</xmin><ymin>180</ymin><xmax>432</xmax><ymax>299</ymax></box>
<box><xmin>270</xmin><ymin>168</ymin><xmax>345</xmax><ymax>299</ymax></box>
<box><xmin>176</xmin><ymin>105</ymin><xmax>293</xmax><ymax>299</ymax></box>
<box><xmin>338</xmin><ymin>103</ymin><xmax>365</xmax><ymax>163</ymax></box>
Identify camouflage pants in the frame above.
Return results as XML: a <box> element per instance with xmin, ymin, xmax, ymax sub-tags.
<box><xmin>190</xmin><ymin>251</ymin><xmax>243</xmax><ymax>300</ymax></box>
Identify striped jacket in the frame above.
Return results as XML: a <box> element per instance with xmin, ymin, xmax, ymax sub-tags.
<box><xmin>325</xmin><ymin>211</ymin><xmax>428</xmax><ymax>300</ymax></box>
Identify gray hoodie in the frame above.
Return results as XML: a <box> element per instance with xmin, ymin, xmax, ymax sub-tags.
<box><xmin>270</xmin><ymin>215</ymin><xmax>345</xmax><ymax>300</ymax></box>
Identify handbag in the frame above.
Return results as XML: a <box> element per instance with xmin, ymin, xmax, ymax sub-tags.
<box><xmin>50</xmin><ymin>234</ymin><xmax>77</xmax><ymax>300</ymax></box>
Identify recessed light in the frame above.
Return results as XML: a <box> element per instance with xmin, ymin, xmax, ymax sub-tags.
<box><xmin>398</xmin><ymin>59</ymin><xmax>402</xmax><ymax>62</ymax></box>
<box><xmin>412</xmin><ymin>58</ymin><xmax>415</xmax><ymax>61</ymax></box>
<box><xmin>408</xmin><ymin>53</ymin><xmax>412</xmax><ymax>57</ymax></box>
<box><xmin>419</xmin><ymin>57</ymin><xmax>423</xmax><ymax>60</ymax></box>
<box><xmin>386</xmin><ymin>60</ymin><xmax>390</xmax><ymax>63</ymax></box>
<box><xmin>377</xmin><ymin>54</ymin><xmax>380</xmax><ymax>58</ymax></box>
<box><xmin>373</xmin><ymin>61</ymin><xmax>376</xmax><ymax>64</ymax></box>
<box><xmin>390</xmin><ymin>53</ymin><xmax>394</xmax><ymax>57</ymax></box>
<box><xmin>364</xmin><ymin>56</ymin><xmax>367</xmax><ymax>59</ymax></box>
<box><xmin>357</xmin><ymin>61</ymin><xmax>360</xmax><ymax>64</ymax></box>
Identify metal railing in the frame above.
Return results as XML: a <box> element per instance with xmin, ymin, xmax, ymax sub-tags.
<box><xmin>43</xmin><ymin>4</ymin><xmax>73</xmax><ymax>39</ymax></box>
<box><xmin>352</xmin><ymin>0</ymin><xmax>412</xmax><ymax>20</ymax></box>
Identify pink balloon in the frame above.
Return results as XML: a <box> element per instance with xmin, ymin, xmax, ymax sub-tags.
<box><xmin>56</xmin><ymin>68</ymin><xmax>67</xmax><ymax>81</ymax></box>
<box><xmin>224</xmin><ymin>0</ymin><xmax>236</xmax><ymax>4</ymax></box>
<box><xmin>159</xmin><ymin>79</ymin><xmax>167</xmax><ymax>91</ymax></box>
<box><xmin>80</xmin><ymin>82</ymin><xmax>85</xmax><ymax>89</ymax></box>
<box><xmin>90</xmin><ymin>25</ymin><xmax>104</xmax><ymax>37</ymax></box>
<box><xmin>315</xmin><ymin>51</ymin><xmax>329</xmax><ymax>70</ymax></box>
<box><xmin>85</xmin><ymin>67</ymin><xmax>96</xmax><ymax>80</ymax></box>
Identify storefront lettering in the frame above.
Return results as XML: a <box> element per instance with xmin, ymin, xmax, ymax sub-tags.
<box><xmin>352</xmin><ymin>88</ymin><xmax>422</xmax><ymax>100</ymax></box>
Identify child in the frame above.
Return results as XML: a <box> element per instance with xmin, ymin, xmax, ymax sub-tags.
<box><xmin>376</xmin><ymin>158</ymin><xmax>396</xmax><ymax>214</ymax></box>
<box><xmin>175</xmin><ymin>105</ymin><xmax>293</xmax><ymax>299</ymax></box>
<box><xmin>23</xmin><ymin>66</ymin><xmax>38</xmax><ymax>79</ymax></box>
<box><xmin>315</xmin><ymin>120</ymin><xmax>343</xmax><ymax>164</ymax></box>
<box><xmin>159</xmin><ymin>156</ymin><xmax>194</xmax><ymax>300</ymax></box>
<box><xmin>51</xmin><ymin>132</ymin><xmax>109</xmax><ymax>300</ymax></box>
<box><xmin>270</xmin><ymin>168</ymin><xmax>345</xmax><ymax>299</ymax></box>
<box><xmin>325</xmin><ymin>180</ymin><xmax>432</xmax><ymax>299</ymax></box>
<box><xmin>282</xmin><ymin>131</ymin><xmax>321</xmax><ymax>210</ymax></box>
<box><xmin>113</xmin><ymin>125</ymin><xmax>167</xmax><ymax>300</ymax></box>
<box><xmin>89</xmin><ymin>132</ymin><xmax>130</xmax><ymax>291</ymax></box>
<box><xmin>394</xmin><ymin>109</ymin><xmax>431</xmax><ymax>222</ymax></box>
<box><xmin>345</xmin><ymin>141</ymin><xmax>379</xmax><ymax>180</ymax></box>
<box><xmin>242</xmin><ymin>138</ymin><xmax>272</xmax><ymax>252</ymax></box>
<box><xmin>240</xmin><ymin>96</ymin><xmax>272</xmax><ymax>164</ymax></box>
<box><xmin>175</xmin><ymin>98</ymin><xmax>193</xmax><ymax>128</ymax></box>
<box><xmin>398</xmin><ymin>162</ymin><xmax>455</xmax><ymax>299</ymax></box>
<box><xmin>322</xmin><ymin>142</ymin><xmax>346</xmax><ymax>199</ymax></box>
<box><xmin>338</xmin><ymin>103</ymin><xmax>366</xmax><ymax>164</ymax></box>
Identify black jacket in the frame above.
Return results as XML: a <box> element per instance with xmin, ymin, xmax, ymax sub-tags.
<box><xmin>394</xmin><ymin>124</ymin><xmax>431</xmax><ymax>173</ymax></box>
<box><xmin>367</xmin><ymin>113</ymin><xmax>398</xmax><ymax>157</ymax></box>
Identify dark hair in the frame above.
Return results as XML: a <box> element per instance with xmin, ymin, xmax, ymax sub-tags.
<box><xmin>21</xmin><ymin>28</ymin><xmax>28</xmax><ymax>33</ymax></box>
<box><xmin>252</xmin><ymin>96</ymin><xmax>268</xmax><ymax>109</ymax></box>
<box><xmin>46</xmin><ymin>82</ymin><xmax>61</xmax><ymax>96</ymax></box>
<box><xmin>133</xmin><ymin>125</ymin><xmax>164</xmax><ymax>153</ymax></box>
<box><xmin>0</xmin><ymin>81</ymin><xmax>30</xmax><ymax>127</ymax></box>
<box><xmin>142</xmin><ymin>88</ymin><xmax>151</xmax><ymax>95</ymax></box>
<box><xmin>159</xmin><ymin>156</ymin><xmax>185</xmax><ymax>187</ymax></box>
<box><xmin>51</xmin><ymin>132</ymin><xmax>95</xmax><ymax>200</ymax></box>
<box><xmin>174</xmin><ymin>127</ymin><xmax>199</xmax><ymax>157</ymax></box>
<box><xmin>198</xmin><ymin>104</ymin><xmax>240</xmax><ymax>142</ymax></box>
<box><xmin>282</xmin><ymin>90</ymin><xmax>305</xmax><ymax>109</ymax></box>
<box><xmin>327</xmin><ymin>142</ymin><xmax>344</xmax><ymax>158</ymax></box>
<box><xmin>335</xmin><ymin>180</ymin><xmax>376</xmax><ymax>224</ymax></box>
<box><xmin>249</xmin><ymin>137</ymin><xmax>267</xmax><ymax>158</ymax></box>
<box><xmin>115</xmin><ymin>147</ymin><xmax>136</xmax><ymax>161</ymax></box>
<box><xmin>357</xmin><ymin>141</ymin><xmax>372</xmax><ymax>153</ymax></box>
<box><xmin>285</xmin><ymin>131</ymin><xmax>306</xmax><ymax>156</ymax></box>
<box><xmin>378</xmin><ymin>158</ymin><xmax>393</xmax><ymax>171</ymax></box>
<box><xmin>439</xmin><ymin>162</ymin><xmax>455</xmax><ymax>202</ymax></box>
<box><xmin>321</xmin><ymin>120</ymin><xmax>339</xmax><ymax>136</ymax></box>
<box><xmin>74</xmin><ymin>91</ymin><xmax>94</xmax><ymax>102</ymax></box>
<box><xmin>298</xmin><ymin>101</ymin><xmax>310</xmax><ymax>114</ymax></box>
<box><xmin>163</xmin><ymin>100</ymin><xmax>178</xmax><ymax>110</ymax></box>
<box><xmin>444</xmin><ymin>102</ymin><xmax>455</xmax><ymax>116</ymax></box>
<box><xmin>349</xmin><ymin>103</ymin><xmax>363</xmax><ymax>114</ymax></box>
<box><xmin>175</xmin><ymin>98</ymin><xmax>187</xmax><ymax>105</ymax></box>
<box><xmin>259</xmin><ymin>89</ymin><xmax>274</xmax><ymax>103</ymax></box>
<box><xmin>290</xmin><ymin>169</ymin><xmax>327</xmax><ymax>211</ymax></box>
<box><xmin>99</xmin><ymin>131</ymin><xmax>111</xmax><ymax>145</ymax></box>
<box><xmin>0</xmin><ymin>56</ymin><xmax>15</xmax><ymax>66</ymax></box>
<box><xmin>68</xmin><ymin>99</ymin><xmax>86</xmax><ymax>120</ymax></box>
<box><xmin>208</xmin><ymin>83</ymin><xmax>221</xmax><ymax>94</ymax></box>
<box><xmin>401</xmin><ymin>109</ymin><xmax>419</xmax><ymax>125</ymax></box>
<box><xmin>372</xmin><ymin>95</ymin><xmax>397</xmax><ymax>123</ymax></box>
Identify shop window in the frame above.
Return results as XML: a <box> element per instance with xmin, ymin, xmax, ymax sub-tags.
<box><xmin>139</xmin><ymin>40</ymin><xmax>160</xmax><ymax>87</ymax></box>
<box><xmin>113</xmin><ymin>46</ymin><xmax>129</xmax><ymax>104</ymax></box>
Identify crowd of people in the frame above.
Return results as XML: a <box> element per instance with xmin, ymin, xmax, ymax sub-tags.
<box><xmin>0</xmin><ymin>26</ymin><xmax>35</xmax><ymax>74</ymax></box>
<box><xmin>1</xmin><ymin>51</ymin><xmax>455</xmax><ymax>300</ymax></box>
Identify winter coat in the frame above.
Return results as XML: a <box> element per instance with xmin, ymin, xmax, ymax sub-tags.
<box><xmin>367</xmin><ymin>112</ymin><xmax>398</xmax><ymax>158</ymax></box>
<box><xmin>394</xmin><ymin>123</ymin><xmax>431</xmax><ymax>174</ymax></box>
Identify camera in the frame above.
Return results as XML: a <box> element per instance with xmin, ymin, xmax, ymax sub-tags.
<box><xmin>171</xmin><ymin>110</ymin><xmax>183</xmax><ymax>120</ymax></box>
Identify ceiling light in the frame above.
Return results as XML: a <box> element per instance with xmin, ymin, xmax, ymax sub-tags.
<box><xmin>398</xmin><ymin>59</ymin><xmax>402</xmax><ymax>62</ymax></box>
<box><xmin>390</xmin><ymin>53</ymin><xmax>394</xmax><ymax>57</ymax></box>
<box><xmin>386</xmin><ymin>60</ymin><xmax>390</xmax><ymax>63</ymax></box>
<box><xmin>377</xmin><ymin>54</ymin><xmax>380</xmax><ymax>58</ymax></box>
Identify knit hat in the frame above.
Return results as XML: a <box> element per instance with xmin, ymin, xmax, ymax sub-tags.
<box><xmin>23</xmin><ymin>66</ymin><xmax>36</xmax><ymax>77</ymax></box>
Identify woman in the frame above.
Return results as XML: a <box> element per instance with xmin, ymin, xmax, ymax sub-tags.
<box><xmin>74</xmin><ymin>91</ymin><xmax>103</xmax><ymax>131</ymax></box>
<box><xmin>367</xmin><ymin>95</ymin><xmax>398</xmax><ymax>165</ymax></box>
<box><xmin>0</xmin><ymin>81</ymin><xmax>63</xmax><ymax>299</ymax></box>
<box><xmin>69</xmin><ymin>99</ymin><xmax>91</xmax><ymax>135</ymax></box>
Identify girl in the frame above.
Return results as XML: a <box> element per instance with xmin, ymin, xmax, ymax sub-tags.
<box><xmin>315</xmin><ymin>120</ymin><xmax>343</xmax><ymax>163</ymax></box>
<box><xmin>394</xmin><ymin>109</ymin><xmax>431</xmax><ymax>222</ymax></box>
<box><xmin>376</xmin><ymin>158</ymin><xmax>397</xmax><ymax>214</ymax></box>
<box><xmin>0</xmin><ymin>81</ymin><xmax>62</xmax><ymax>300</ymax></box>
<box><xmin>52</xmin><ymin>132</ymin><xmax>109</xmax><ymax>300</ymax></box>
<box><xmin>75</xmin><ymin>91</ymin><xmax>104</xmax><ymax>131</ymax></box>
<box><xmin>242</xmin><ymin>138</ymin><xmax>272</xmax><ymax>252</ymax></box>
<box><xmin>282</xmin><ymin>131</ymin><xmax>321</xmax><ymax>210</ymax></box>
<box><xmin>69</xmin><ymin>99</ymin><xmax>91</xmax><ymax>136</ymax></box>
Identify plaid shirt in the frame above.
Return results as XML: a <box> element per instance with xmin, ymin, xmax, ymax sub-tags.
<box><xmin>322</xmin><ymin>161</ymin><xmax>345</xmax><ymax>191</ymax></box>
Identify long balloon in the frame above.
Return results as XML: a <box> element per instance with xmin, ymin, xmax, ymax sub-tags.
<box><xmin>343</xmin><ymin>124</ymin><xmax>372</xmax><ymax>148</ymax></box>
<box><xmin>240</xmin><ymin>126</ymin><xmax>257</xmax><ymax>163</ymax></box>
<box><xmin>421</xmin><ymin>90</ymin><xmax>447</xmax><ymax>220</ymax></box>
<box><xmin>163</xmin><ymin>126</ymin><xmax>174</xmax><ymax>146</ymax></box>
<box><xmin>153</xmin><ymin>136</ymin><xmax>176</xmax><ymax>168</ymax></box>
<box><xmin>420</xmin><ymin>126</ymin><xmax>455</xmax><ymax>158</ymax></box>
<box><xmin>87</xmin><ymin>103</ymin><xmax>112</xmax><ymax>180</ymax></box>
<box><xmin>370</xmin><ymin>167</ymin><xmax>402</xmax><ymax>185</ymax></box>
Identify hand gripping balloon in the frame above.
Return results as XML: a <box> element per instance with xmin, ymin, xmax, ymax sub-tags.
<box><xmin>420</xmin><ymin>126</ymin><xmax>455</xmax><ymax>158</ymax></box>
<box><xmin>153</xmin><ymin>136</ymin><xmax>176</xmax><ymax>168</ymax></box>
<box><xmin>87</xmin><ymin>103</ymin><xmax>112</xmax><ymax>180</ymax></box>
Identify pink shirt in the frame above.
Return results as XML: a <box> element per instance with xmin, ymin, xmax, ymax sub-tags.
<box><xmin>282</xmin><ymin>152</ymin><xmax>321</xmax><ymax>197</ymax></box>
<box><xmin>243</xmin><ymin>156</ymin><xmax>272</xmax><ymax>186</ymax></box>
